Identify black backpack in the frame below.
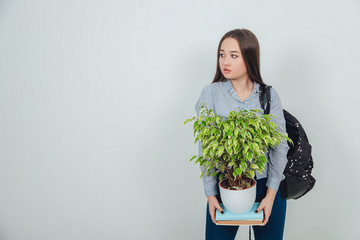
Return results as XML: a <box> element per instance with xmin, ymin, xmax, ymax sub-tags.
<box><xmin>259</xmin><ymin>84</ymin><xmax>316</xmax><ymax>199</ymax></box>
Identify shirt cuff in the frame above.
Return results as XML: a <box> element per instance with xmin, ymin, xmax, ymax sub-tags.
<box><xmin>204</xmin><ymin>181</ymin><xmax>219</xmax><ymax>196</ymax></box>
<box><xmin>266</xmin><ymin>177</ymin><xmax>281</xmax><ymax>192</ymax></box>
<box><xmin>201</xmin><ymin>166</ymin><xmax>219</xmax><ymax>196</ymax></box>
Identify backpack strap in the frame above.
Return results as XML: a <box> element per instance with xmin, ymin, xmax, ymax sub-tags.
<box><xmin>259</xmin><ymin>84</ymin><xmax>272</xmax><ymax>114</ymax></box>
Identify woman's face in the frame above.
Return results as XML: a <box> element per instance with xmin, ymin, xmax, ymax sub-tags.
<box><xmin>219</xmin><ymin>37</ymin><xmax>248</xmax><ymax>81</ymax></box>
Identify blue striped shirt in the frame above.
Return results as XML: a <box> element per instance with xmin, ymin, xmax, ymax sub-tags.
<box><xmin>195</xmin><ymin>78</ymin><xmax>290</xmax><ymax>196</ymax></box>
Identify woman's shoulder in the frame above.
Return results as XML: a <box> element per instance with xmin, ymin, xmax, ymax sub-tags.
<box><xmin>199</xmin><ymin>81</ymin><xmax>221</xmax><ymax>94</ymax></box>
<box><xmin>266</xmin><ymin>85</ymin><xmax>285</xmax><ymax>107</ymax></box>
<box><xmin>198</xmin><ymin>83</ymin><xmax>212</xmax><ymax>96</ymax></box>
<box><xmin>269</xmin><ymin>86</ymin><xmax>281</xmax><ymax>101</ymax></box>
<box><xmin>207</xmin><ymin>80</ymin><xmax>227</xmax><ymax>92</ymax></box>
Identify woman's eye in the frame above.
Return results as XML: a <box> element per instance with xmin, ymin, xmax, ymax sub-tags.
<box><xmin>219</xmin><ymin>53</ymin><xmax>237</xmax><ymax>58</ymax></box>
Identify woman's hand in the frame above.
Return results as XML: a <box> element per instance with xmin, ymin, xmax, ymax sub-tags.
<box><xmin>207</xmin><ymin>195</ymin><xmax>224</xmax><ymax>224</ymax></box>
<box><xmin>255</xmin><ymin>188</ymin><xmax>276</xmax><ymax>226</ymax></box>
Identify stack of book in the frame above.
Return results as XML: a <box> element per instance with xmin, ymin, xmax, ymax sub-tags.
<box><xmin>215</xmin><ymin>202</ymin><xmax>264</xmax><ymax>226</ymax></box>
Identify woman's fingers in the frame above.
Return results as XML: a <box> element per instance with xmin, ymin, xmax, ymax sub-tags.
<box><xmin>216</xmin><ymin>203</ymin><xmax>224</xmax><ymax>214</ymax></box>
<box><xmin>208</xmin><ymin>197</ymin><xmax>224</xmax><ymax>224</ymax></box>
<box><xmin>255</xmin><ymin>203</ymin><xmax>264</xmax><ymax>214</ymax></box>
<box><xmin>263</xmin><ymin>208</ymin><xmax>271</xmax><ymax>225</ymax></box>
<box><xmin>209</xmin><ymin>206</ymin><xmax>216</xmax><ymax>224</ymax></box>
<box><xmin>257</xmin><ymin>197</ymin><xmax>274</xmax><ymax>226</ymax></box>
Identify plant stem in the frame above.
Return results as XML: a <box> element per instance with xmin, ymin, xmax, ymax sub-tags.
<box><xmin>226</xmin><ymin>168</ymin><xmax>233</xmax><ymax>187</ymax></box>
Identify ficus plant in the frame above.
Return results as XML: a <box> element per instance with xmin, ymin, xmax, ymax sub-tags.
<box><xmin>184</xmin><ymin>102</ymin><xmax>293</xmax><ymax>190</ymax></box>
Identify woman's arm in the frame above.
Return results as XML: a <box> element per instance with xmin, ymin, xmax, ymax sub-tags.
<box><xmin>255</xmin><ymin>87</ymin><xmax>289</xmax><ymax>225</ymax></box>
<box><xmin>265</xmin><ymin>87</ymin><xmax>290</xmax><ymax>192</ymax></box>
<box><xmin>195</xmin><ymin>85</ymin><xmax>219</xmax><ymax>197</ymax></box>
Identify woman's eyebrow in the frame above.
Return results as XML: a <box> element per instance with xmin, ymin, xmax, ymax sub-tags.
<box><xmin>219</xmin><ymin>49</ymin><xmax>240</xmax><ymax>53</ymax></box>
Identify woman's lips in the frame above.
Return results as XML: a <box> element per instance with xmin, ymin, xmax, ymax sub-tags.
<box><xmin>224</xmin><ymin>69</ymin><xmax>231</xmax><ymax>73</ymax></box>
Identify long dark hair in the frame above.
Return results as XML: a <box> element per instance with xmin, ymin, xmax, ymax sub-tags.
<box><xmin>212</xmin><ymin>29</ymin><xmax>265</xmax><ymax>85</ymax></box>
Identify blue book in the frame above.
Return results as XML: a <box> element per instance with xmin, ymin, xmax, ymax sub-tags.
<box><xmin>215</xmin><ymin>202</ymin><xmax>264</xmax><ymax>226</ymax></box>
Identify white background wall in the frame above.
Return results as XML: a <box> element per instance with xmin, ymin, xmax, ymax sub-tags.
<box><xmin>0</xmin><ymin>0</ymin><xmax>359</xmax><ymax>239</ymax></box>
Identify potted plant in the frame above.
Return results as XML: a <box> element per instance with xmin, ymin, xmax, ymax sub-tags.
<box><xmin>184</xmin><ymin>103</ymin><xmax>293</xmax><ymax>214</ymax></box>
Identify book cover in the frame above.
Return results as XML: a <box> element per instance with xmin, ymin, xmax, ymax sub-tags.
<box><xmin>215</xmin><ymin>202</ymin><xmax>264</xmax><ymax>226</ymax></box>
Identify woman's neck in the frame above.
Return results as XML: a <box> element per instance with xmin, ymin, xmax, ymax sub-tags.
<box><xmin>229</xmin><ymin>77</ymin><xmax>254</xmax><ymax>93</ymax></box>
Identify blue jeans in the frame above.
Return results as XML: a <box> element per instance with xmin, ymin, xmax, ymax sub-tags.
<box><xmin>205</xmin><ymin>176</ymin><xmax>287</xmax><ymax>240</ymax></box>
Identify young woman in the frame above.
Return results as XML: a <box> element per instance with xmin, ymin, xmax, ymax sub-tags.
<box><xmin>195</xmin><ymin>29</ymin><xmax>290</xmax><ymax>240</ymax></box>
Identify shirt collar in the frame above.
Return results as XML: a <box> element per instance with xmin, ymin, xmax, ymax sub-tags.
<box><xmin>222</xmin><ymin>78</ymin><xmax>261</xmax><ymax>94</ymax></box>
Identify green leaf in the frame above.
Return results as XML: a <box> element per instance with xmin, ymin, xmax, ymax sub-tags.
<box><xmin>209</xmin><ymin>140</ymin><xmax>218</xmax><ymax>147</ymax></box>
<box><xmin>234</xmin><ymin>128</ymin><xmax>240</xmax><ymax>137</ymax></box>
<box><xmin>219</xmin><ymin>173</ymin><xmax>224</xmax><ymax>181</ymax></box>
<box><xmin>248</xmin><ymin>142</ymin><xmax>254</xmax><ymax>151</ymax></box>
<box><xmin>216</xmin><ymin>117</ymin><xmax>221</xmax><ymax>125</ymax></box>
<box><xmin>243</xmin><ymin>145</ymin><xmax>249</xmax><ymax>155</ymax></box>
<box><xmin>203</xmin><ymin>128</ymin><xmax>210</xmax><ymax>135</ymax></box>
<box><xmin>189</xmin><ymin>155</ymin><xmax>197</xmax><ymax>162</ymax></box>
<box><xmin>250</xmin><ymin>164</ymin><xmax>259</xmax><ymax>169</ymax></box>
<box><xmin>200</xmin><ymin>159</ymin><xmax>207</xmax><ymax>166</ymax></box>
<box><xmin>194</xmin><ymin>135</ymin><xmax>200</xmax><ymax>144</ymax></box>
<box><xmin>203</xmin><ymin>146</ymin><xmax>210</xmax><ymax>156</ymax></box>
<box><xmin>234</xmin><ymin>143</ymin><xmax>240</xmax><ymax>153</ymax></box>
<box><xmin>216</xmin><ymin>146</ymin><xmax>224</xmax><ymax>157</ymax></box>
<box><xmin>194</xmin><ymin>156</ymin><xmax>204</xmax><ymax>164</ymax></box>
<box><xmin>257</xmin><ymin>161</ymin><xmax>264</xmax><ymax>170</ymax></box>
<box><xmin>248</xmin><ymin>128</ymin><xmax>255</xmax><ymax>135</ymax></box>
<box><xmin>183</xmin><ymin>117</ymin><xmax>195</xmax><ymax>125</ymax></box>
<box><xmin>263</xmin><ymin>115</ymin><xmax>270</xmax><ymax>121</ymax></box>
<box><xmin>224</xmin><ymin>123</ymin><xmax>229</xmax><ymax>132</ymax></box>
<box><xmin>193</xmin><ymin>120</ymin><xmax>199</xmax><ymax>129</ymax></box>
<box><xmin>236</xmin><ymin>167</ymin><xmax>242</xmax><ymax>176</ymax></box>
<box><xmin>210</xmin><ymin>147</ymin><xmax>216</xmax><ymax>157</ymax></box>
<box><xmin>226</xmin><ymin>146</ymin><xmax>233</xmax><ymax>155</ymax></box>
<box><xmin>246</xmin><ymin>131</ymin><xmax>252</xmax><ymax>139</ymax></box>
<box><xmin>240</xmin><ymin>162</ymin><xmax>247</xmax><ymax>171</ymax></box>
<box><xmin>259</xmin><ymin>155</ymin><xmax>266</xmax><ymax>161</ymax></box>
<box><xmin>240</xmin><ymin>129</ymin><xmax>246</xmax><ymax>137</ymax></box>
<box><xmin>244</xmin><ymin>170</ymin><xmax>255</xmax><ymax>179</ymax></box>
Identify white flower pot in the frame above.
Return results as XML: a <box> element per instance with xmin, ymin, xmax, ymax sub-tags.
<box><xmin>219</xmin><ymin>178</ymin><xmax>257</xmax><ymax>214</ymax></box>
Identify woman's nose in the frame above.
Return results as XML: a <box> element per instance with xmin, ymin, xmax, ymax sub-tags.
<box><xmin>224</xmin><ymin>57</ymin><xmax>230</xmax><ymax>65</ymax></box>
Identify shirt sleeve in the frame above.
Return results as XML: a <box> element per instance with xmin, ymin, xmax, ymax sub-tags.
<box><xmin>195</xmin><ymin>85</ymin><xmax>219</xmax><ymax>197</ymax></box>
<box><xmin>266</xmin><ymin>88</ymin><xmax>290</xmax><ymax>192</ymax></box>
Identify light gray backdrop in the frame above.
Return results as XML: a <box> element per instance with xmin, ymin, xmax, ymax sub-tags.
<box><xmin>0</xmin><ymin>0</ymin><xmax>359</xmax><ymax>239</ymax></box>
